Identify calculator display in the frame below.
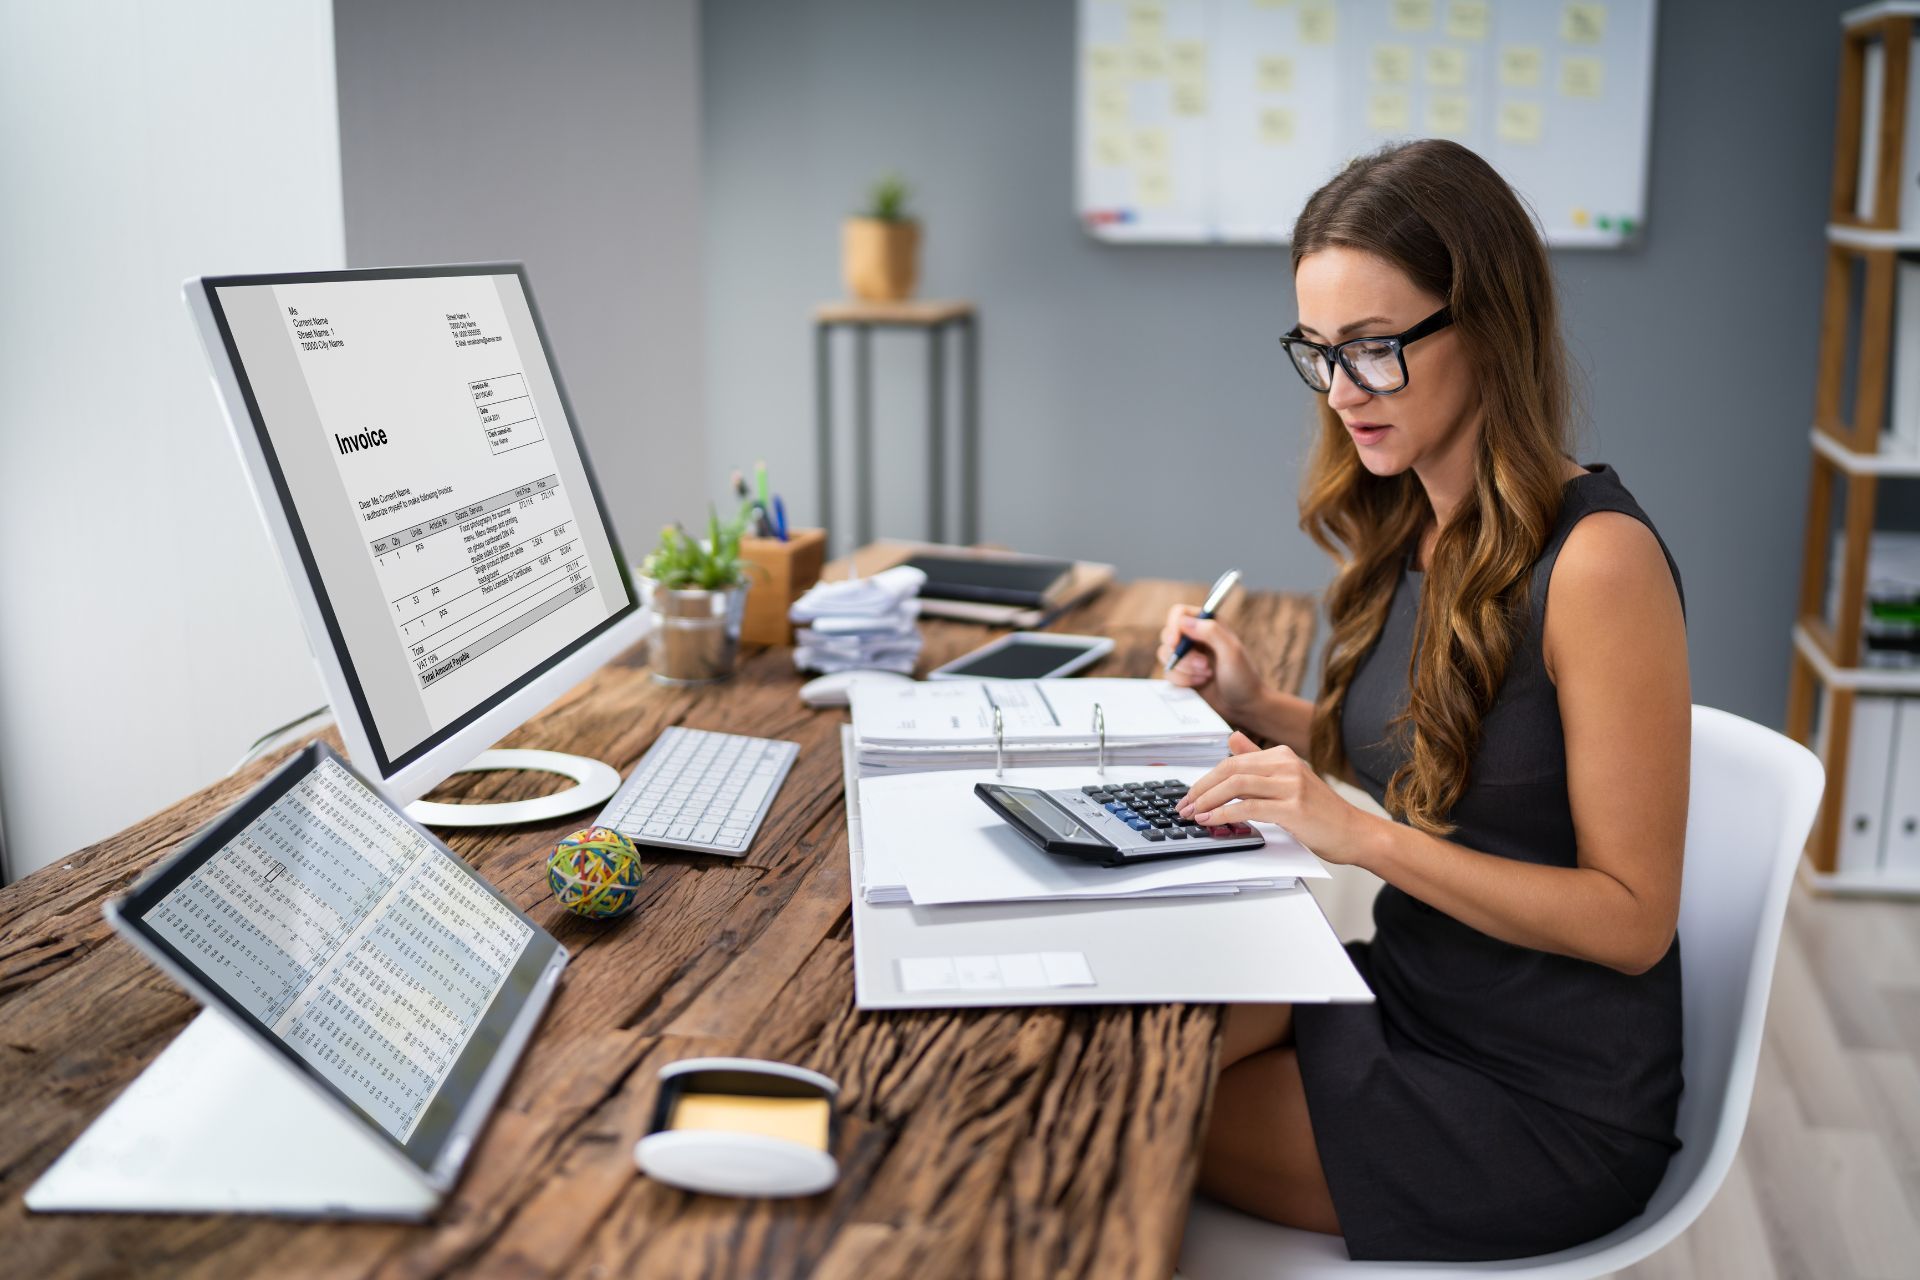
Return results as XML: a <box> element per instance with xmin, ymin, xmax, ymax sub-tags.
<box><xmin>993</xmin><ymin>787</ymin><xmax>1092</xmax><ymax>842</ymax></box>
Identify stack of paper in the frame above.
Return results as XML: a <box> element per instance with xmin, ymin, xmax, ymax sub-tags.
<box><xmin>790</xmin><ymin>565</ymin><xmax>925</xmax><ymax>675</ymax></box>
<box><xmin>852</xmin><ymin>759</ymin><xmax>1328</xmax><ymax>907</ymax></box>
<box><xmin>850</xmin><ymin>678</ymin><xmax>1231</xmax><ymax>774</ymax></box>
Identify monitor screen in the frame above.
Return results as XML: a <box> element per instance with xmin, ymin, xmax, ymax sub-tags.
<box><xmin>201</xmin><ymin>267</ymin><xmax>633</xmax><ymax>777</ymax></box>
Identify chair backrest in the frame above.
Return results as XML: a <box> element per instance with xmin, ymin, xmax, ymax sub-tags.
<box><xmin>1528</xmin><ymin>705</ymin><xmax>1824</xmax><ymax>1276</ymax></box>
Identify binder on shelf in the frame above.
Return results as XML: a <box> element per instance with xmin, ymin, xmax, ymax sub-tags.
<box><xmin>1828</xmin><ymin>694</ymin><xmax>1899</xmax><ymax>874</ymax></box>
<box><xmin>1884</xmin><ymin>699</ymin><xmax>1920</xmax><ymax>875</ymax></box>
<box><xmin>1855</xmin><ymin>35</ymin><xmax>1920</xmax><ymax>234</ymax></box>
<box><xmin>1891</xmin><ymin>260</ymin><xmax>1920</xmax><ymax>459</ymax></box>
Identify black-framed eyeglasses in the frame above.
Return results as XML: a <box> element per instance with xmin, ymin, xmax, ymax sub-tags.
<box><xmin>1279</xmin><ymin>305</ymin><xmax>1454</xmax><ymax>395</ymax></box>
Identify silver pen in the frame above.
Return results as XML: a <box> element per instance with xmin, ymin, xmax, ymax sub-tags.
<box><xmin>1165</xmin><ymin>568</ymin><xmax>1243</xmax><ymax>672</ymax></box>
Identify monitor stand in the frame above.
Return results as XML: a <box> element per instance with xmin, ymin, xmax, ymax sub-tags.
<box><xmin>25</xmin><ymin>1009</ymin><xmax>439</xmax><ymax>1219</ymax></box>
<box><xmin>404</xmin><ymin>748</ymin><xmax>621</xmax><ymax>828</ymax></box>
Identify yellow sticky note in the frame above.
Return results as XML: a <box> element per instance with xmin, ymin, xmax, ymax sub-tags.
<box><xmin>1426</xmin><ymin>46</ymin><xmax>1468</xmax><ymax>88</ymax></box>
<box><xmin>1372</xmin><ymin>45</ymin><xmax>1415</xmax><ymax>85</ymax></box>
<box><xmin>1572</xmin><ymin>207</ymin><xmax>1591</xmax><ymax>227</ymax></box>
<box><xmin>1426</xmin><ymin>92</ymin><xmax>1471</xmax><ymax>136</ymax></box>
<box><xmin>1368</xmin><ymin>91</ymin><xmax>1411</xmax><ymax>133</ymax></box>
<box><xmin>1128</xmin><ymin>2</ymin><xmax>1165</xmax><ymax>48</ymax></box>
<box><xmin>1171</xmin><ymin>40</ymin><xmax>1207</xmax><ymax>77</ymax></box>
<box><xmin>1500</xmin><ymin>45</ymin><xmax>1544</xmax><ymax>88</ymax></box>
<box><xmin>670</xmin><ymin>1094</ymin><xmax>831</xmax><ymax>1151</ymax></box>
<box><xmin>1087</xmin><ymin>44</ymin><xmax>1124</xmax><ymax>80</ymax></box>
<box><xmin>1446</xmin><ymin>0</ymin><xmax>1489</xmax><ymax>41</ymax></box>
<box><xmin>1300</xmin><ymin>0</ymin><xmax>1336</xmax><ymax>45</ymax></box>
<box><xmin>1497</xmin><ymin>100</ymin><xmax>1543</xmax><ymax>144</ymax></box>
<box><xmin>1134</xmin><ymin>127</ymin><xmax>1170</xmax><ymax>164</ymax></box>
<box><xmin>1173</xmin><ymin>76</ymin><xmax>1209</xmax><ymax>116</ymax></box>
<box><xmin>1390</xmin><ymin>0</ymin><xmax>1434</xmax><ymax>31</ymax></box>
<box><xmin>1257</xmin><ymin>55</ymin><xmax>1293</xmax><ymax>93</ymax></box>
<box><xmin>1130</xmin><ymin>44</ymin><xmax>1167</xmax><ymax>78</ymax></box>
<box><xmin>1095</xmin><ymin>129</ymin><xmax>1129</xmax><ymax>167</ymax></box>
<box><xmin>1093</xmin><ymin>82</ymin><xmax>1129</xmax><ymax>124</ymax></box>
<box><xmin>1562</xmin><ymin>2</ymin><xmax>1607</xmax><ymax>44</ymax></box>
<box><xmin>1138</xmin><ymin>166</ymin><xmax>1175</xmax><ymax>207</ymax></box>
<box><xmin>1559</xmin><ymin>55</ymin><xmax>1604</xmax><ymax>98</ymax></box>
<box><xmin>1259</xmin><ymin>106</ymin><xmax>1296</xmax><ymax>145</ymax></box>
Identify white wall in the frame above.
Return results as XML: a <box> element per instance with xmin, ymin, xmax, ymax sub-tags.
<box><xmin>0</xmin><ymin>1</ymin><xmax>344</xmax><ymax>879</ymax></box>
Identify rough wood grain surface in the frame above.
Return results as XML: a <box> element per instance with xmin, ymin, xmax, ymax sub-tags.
<box><xmin>0</xmin><ymin>572</ymin><xmax>1315</xmax><ymax>1279</ymax></box>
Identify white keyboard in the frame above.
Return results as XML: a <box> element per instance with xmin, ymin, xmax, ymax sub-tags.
<box><xmin>593</xmin><ymin>726</ymin><xmax>799</xmax><ymax>857</ymax></box>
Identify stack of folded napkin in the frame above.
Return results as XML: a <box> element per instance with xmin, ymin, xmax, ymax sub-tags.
<box><xmin>789</xmin><ymin>565</ymin><xmax>926</xmax><ymax>675</ymax></box>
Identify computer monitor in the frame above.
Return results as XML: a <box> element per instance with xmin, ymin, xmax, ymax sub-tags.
<box><xmin>185</xmin><ymin>264</ymin><xmax>648</xmax><ymax>824</ymax></box>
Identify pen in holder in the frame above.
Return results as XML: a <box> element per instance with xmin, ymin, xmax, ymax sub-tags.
<box><xmin>992</xmin><ymin>704</ymin><xmax>1107</xmax><ymax>778</ymax></box>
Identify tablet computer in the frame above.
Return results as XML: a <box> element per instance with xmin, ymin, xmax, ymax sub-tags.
<box><xmin>927</xmin><ymin>632</ymin><xmax>1116</xmax><ymax>680</ymax></box>
<box><xmin>105</xmin><ymin>741</ymin><xmax>566</xmax><ymax>1195</ymax></box>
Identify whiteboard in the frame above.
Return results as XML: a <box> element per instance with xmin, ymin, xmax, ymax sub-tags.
<box><xmin>1076</xmin><ymin>0</ymin><xmax>1658</xmax><ymax>248</ymax></box>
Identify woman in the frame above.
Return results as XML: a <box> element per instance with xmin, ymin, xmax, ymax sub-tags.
<box><xmin>1160</xmin><ymin>138</ymin><xmax>1690</xmax><ymax>1262</ymax></box>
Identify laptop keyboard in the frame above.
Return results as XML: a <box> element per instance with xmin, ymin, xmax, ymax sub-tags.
<box><xmin>592</xmin><ymin>726</ymin><xmax>799</xmax><ymax>857</ymax></box>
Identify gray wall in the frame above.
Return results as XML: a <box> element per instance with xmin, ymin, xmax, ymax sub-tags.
<box><xmin>703</xmin><ymin>0</ymin><xmax>1864</xmax><ymax>729</ymax></box>
<box><xmin>334</xmin><ymin>0</ymin><xmax>708</xmax><ymax>550</ymax></box>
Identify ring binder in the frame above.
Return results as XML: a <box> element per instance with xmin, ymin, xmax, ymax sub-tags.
<box><xmin>852</xmin><ymin>680</ymin><xmax>1230</xmax><ymax>777</ymax></box>
<box><xmin>995</xmin><ymin>704</ymin><xmax>1106</xmax><ymax>778</ymax></box>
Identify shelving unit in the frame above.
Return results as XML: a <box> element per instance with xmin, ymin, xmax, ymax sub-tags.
<box><xmin>1786</xmin><ymin>4</ymin><xmax>1920</xmax><ymax>895</ymax></box>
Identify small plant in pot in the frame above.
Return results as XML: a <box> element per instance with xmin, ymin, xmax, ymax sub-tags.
<box><xmin>843</xmin><ymin>172</ymin><xmax>920</xmax><ymax>302</ymax></box>
<box><xmin>638</xmin><ymin>503</ymin><xmax>759</xmax><ymax>684</ymax></box>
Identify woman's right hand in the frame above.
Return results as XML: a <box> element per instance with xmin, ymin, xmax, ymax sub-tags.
<box><xmin>1157</xmin><ymin>605</ymin><xmax>1269</xmax><ymax>726</ymax></box>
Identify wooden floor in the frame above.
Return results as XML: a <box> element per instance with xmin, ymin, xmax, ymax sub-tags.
<box><xmin>1304</xmin><ymin>845</ymin><xmax>1920</xmax><ymax>1280</ymax></box>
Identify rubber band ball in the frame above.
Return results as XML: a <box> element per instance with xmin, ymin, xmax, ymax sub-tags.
<box><xmin>548</xmin><ymin>826</ymin><xmax>646</xmax><ymax>920</ymax></box>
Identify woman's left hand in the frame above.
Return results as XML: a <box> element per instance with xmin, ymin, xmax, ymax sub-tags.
<box><xmin>1179</xmin><ymin>732</ymin><xmax>1371</xmax><ymax>865</ymax></box>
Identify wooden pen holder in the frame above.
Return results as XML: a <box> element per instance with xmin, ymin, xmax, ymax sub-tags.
<box><xmin>737</xmin><ymin>528</ymin><xmax>827</xmax><ymax>647</ymax></box>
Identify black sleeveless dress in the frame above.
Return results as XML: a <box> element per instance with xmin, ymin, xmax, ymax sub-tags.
<box><xmin>1290</xmin><ymin>464</ymin><xmax>1686</xmax><ymax>1262</ymax></box>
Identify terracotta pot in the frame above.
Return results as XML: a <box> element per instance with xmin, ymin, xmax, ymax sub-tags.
<box><xmin>842</xmin><ymin>218</ymin><xmax>920</xmax><ymax>302</ymax></box>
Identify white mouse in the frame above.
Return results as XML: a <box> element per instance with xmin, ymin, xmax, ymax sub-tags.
<box><xmin>799</xmin><ymin>670</ymin><xmax>914</xmax><ymax>708</ymax></box>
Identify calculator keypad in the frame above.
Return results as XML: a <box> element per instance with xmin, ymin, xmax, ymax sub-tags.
<box><xmin>1060</xmin><ymin>779</ymin><xmax>1261</xmax><ymax>859</ymax></box>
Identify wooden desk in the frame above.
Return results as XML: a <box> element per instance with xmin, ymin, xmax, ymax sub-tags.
<box><xmin>0</xmin><ymin>571</ymin><xmax>1314</xmax><ymax>1279</ymax></box>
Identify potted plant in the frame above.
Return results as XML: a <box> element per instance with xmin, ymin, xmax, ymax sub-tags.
<box><xmin>842</xmin><ymin>173</ymin><xmax>919</xmax><ymax>302</ymax></box>
<box><xmin>638</xmin><ymin>504</ymin><xmax>757</xmax><ymax>684</ymax></box>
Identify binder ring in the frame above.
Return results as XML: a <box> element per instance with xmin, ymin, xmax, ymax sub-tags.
<box><xmin>986</xmin><ymin>700</ymin><xmax>1106</xmax><ymax>777</ymax></box>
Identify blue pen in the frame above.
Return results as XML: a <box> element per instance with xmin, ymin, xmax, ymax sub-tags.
<box><xmin>1166</xmin><ymin>568</ymin><xmax>1243</xmax><ymax>672</ymax></box>
<box><xmin>772</xmin><ymin>494</ymin><xmax>789</xmax><ymax>541</ymax></box>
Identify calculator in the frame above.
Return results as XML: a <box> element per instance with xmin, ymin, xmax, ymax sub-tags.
<box><xmin>973</xmin><ymin>778</ymin><xmax>1265</xmax><ymax>867</ymax></box>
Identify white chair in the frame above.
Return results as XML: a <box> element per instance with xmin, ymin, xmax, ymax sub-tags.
<box><xmin>1178</xmin><ymin>705</ymin><xmax>1825</xmax><ymax>1280</ymax></box>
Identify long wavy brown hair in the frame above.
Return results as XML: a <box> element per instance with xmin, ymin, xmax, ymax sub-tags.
<box><xmin>1296</xmin><ymin>140</ymin><xmax>1575</xmax><ymax>836</ymax></box>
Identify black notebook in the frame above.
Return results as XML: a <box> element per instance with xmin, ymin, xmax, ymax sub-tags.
<box><xmin>902</xmin><ymin>553</ymin><xmax>1074</xmax><ymax>608</ymax></box>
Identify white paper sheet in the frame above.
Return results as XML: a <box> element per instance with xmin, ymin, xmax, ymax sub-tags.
<box><xmin>856</xmin><ymin>764</ymin><xmax>1328</xmax><ymax>907</ymax></box>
